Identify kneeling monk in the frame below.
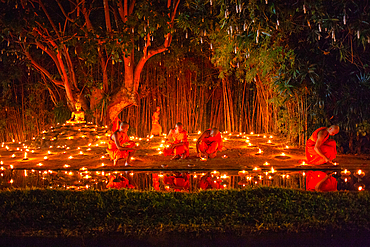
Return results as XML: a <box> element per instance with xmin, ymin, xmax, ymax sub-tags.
<box><xmin>163</xmin><ymin>122</ymin><xmax>189</xmax><ymax>160</ymax></box>
<box><xmin>196</xmin><ymin>128</ymin><xmax>223</xmax><ymax>159</ymax></box>
<box><xmin>107</xmin><ymin>121</ymin><xmax>138</xmax><ymax>166</ymax></box>
<box><xmin>306</xmin><ymin>125</ymin><xmax>339</xmax><ymax>165</ymax></box>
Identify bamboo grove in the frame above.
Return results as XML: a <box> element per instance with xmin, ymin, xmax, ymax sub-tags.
<box><xmin>1</xmin><ymin>0</ymin><xmax>370</xmax><ymax>154</ymax></box>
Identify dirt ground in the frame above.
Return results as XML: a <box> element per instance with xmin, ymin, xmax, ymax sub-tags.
<box><xmin>1</xmin><ymin>123</ymin><xmax>369</xmax><ymax>173</ymax></box>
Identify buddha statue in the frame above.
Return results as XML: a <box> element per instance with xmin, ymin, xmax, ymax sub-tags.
<box><xmin>66</xmin><ymin>101</ymin><xmax>86</xmax><ymax>124</ymax></box>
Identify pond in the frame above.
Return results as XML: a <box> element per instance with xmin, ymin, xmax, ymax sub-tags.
<box><xmin>1</xmin><ymin>167</ymin><xmax>368</xmax><ymax>192</ymax></box>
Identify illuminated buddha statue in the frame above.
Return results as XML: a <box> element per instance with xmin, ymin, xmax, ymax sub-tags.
<box><xmin>66</xmin><ymin>101</ymin><xmax>86</xmax><ymax>124</ymax></box>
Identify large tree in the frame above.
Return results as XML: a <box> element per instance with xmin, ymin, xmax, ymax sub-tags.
<box><xmin>1</xmin><ymin>0</ymin><xmax>180</xmax><ymax>124</ymax></box>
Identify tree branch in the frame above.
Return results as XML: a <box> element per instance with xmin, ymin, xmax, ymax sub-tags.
<box><xmin>103</xmin><ymin>0</ymin><xmax>112</xmax><ymax>32</ymax></box>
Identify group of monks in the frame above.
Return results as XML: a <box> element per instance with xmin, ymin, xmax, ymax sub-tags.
<box><xmin>106</xmin><ymin>121</ymin><xmax>224</xmax><ymax>166</ymax></box>
<box><xmin>106</xmin><ymin>105</ymin><xmax>340</xmax><ymax>167</ymax></box>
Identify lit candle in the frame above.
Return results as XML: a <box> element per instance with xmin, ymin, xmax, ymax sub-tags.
<box><xmin>23</xmin><ymin>152</ymin><xmax>28</xmax><ymax>160</ymax></box>
<box><xmin>263</xmin><ymin>162</ymin><xmax>270</xmax><ymax>166</ymax></box>
<box><xmin>11</xmin><ymin>154</ymin><xmax>16</xmax><ymax>158</ymax></box>
<box><xmin>238</xmin><ymin>170</ymin><xmax>247</xmax><ymax>176</ymax></box>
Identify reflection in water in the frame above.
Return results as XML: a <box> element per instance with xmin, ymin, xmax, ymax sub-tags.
<box><xmin>0</xmin><ymin>167</ymin><xmax>368</xmax><ymax>192</ymax></box>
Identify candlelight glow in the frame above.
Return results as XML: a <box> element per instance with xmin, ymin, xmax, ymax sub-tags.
<box><xmin>263</xmin><ymin>162</ymin><xmax>270</xmax><ymax>166</ymax></box>
<box><xmin>36</xmin><ymin>163</ymin><xmax>43</xmax><ymax>166</ymax></box>
<box><xmin>11</xmin><ymin>154</ymin><xmax>15</xmax><ymax>158</ymax></box>
<box><xmin>44</xmin><ymin>156</ymin><xmax>48</xmax><ymax>160</ymax></box>
<box><xmin>281</xmin><ymin>152</ymin><xmax>286</xmax><ymax>156</ymax></box>
<box><xmin>250</xmin><ymin>132</ymin><xmax>254</xmax><ymax>135</ymax></box>
<box><xmin>68</xmin><ymin>156</ymin><xmax>73</xmax><ymax>159</ymax></box>
<box><xmin>63</xmin><ymin>164</ymin><xmax>70</xmax><ymax>168</ymax></box>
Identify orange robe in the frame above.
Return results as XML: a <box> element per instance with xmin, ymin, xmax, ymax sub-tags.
<box><xmin>163</xmin><ymin>129</ymin><xmax>189</xmax><ymax>156</ymax></box>
<box><xmin>151</xmin><ymin>111</ymin><xmax>162</xmax><ymax>136</ymax></box>
<box><xmin>199</xmin><ymin>131</ymin><xmax>223</xmax><ymax>155</ymax></box>
<box><xmin>306</xmin><ymin>171</ymin><xmax>337</xmax><ymax>191</ymax></box>
<box><xmin>106</xmin><ymin>131</ymin><xmax>135</xmax><ymax>160</ymax></box>
<box><xmin>305</xmin><ymin>127</ymin><xmax>337</xmax><ymax>165</ymax></box>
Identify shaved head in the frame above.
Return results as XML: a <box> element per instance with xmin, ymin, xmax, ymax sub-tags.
<box><xmin>210</xmin><ymin>128</ymin><xmax>219</xmax><ymax>137</ymax></box>
<box><xmin>120</xmin><ymin>121</ymin><xmax>129</xmax><ymax>128</ymax></box>
<box><xmin>328</xmin><ymin>125</ymin><xmax>339</xmax><ymax>136</ymax></box>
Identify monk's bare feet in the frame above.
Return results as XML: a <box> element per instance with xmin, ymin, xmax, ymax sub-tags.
<box><xmin>181</xmin><ymin>154</ymin><xmax>188</xmax><ymax>159</ymax></box>
<box><xmin>171</xmin><ymin>155</ymin><xmax>181</xmax><ymax>160</ymax></box>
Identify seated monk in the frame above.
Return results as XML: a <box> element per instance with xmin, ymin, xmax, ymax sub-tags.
<box><xmin>306</xmin><ymin>170</ymin><xmax>338</xmax><ymax>192</ymax></box>
<box><xmin>306</xmin><ymin>125</ymin><xmax>339</xmax><ymax>165</ymax></box>
<box><xmin>196</xmin><ymin>128</ymin><xmax>223</xmax><ymax>159</ymax></box>
<box><xmin>106</xmin><ymin>121</ymin><xmax>138</xmax><ymax>166</ymax></box>
<box><xmin>150</xmin><ymin>106</ymin><xmax>162</xmax><ymax>136</ymax></box>
<box><xmin>163</xmin><ymin>122</ymin><xmax>189</xmax><ymax>160</ymax></box>
<box><xmin>66</xmin><ymin>101</ymin><xmax>86</xmax><ymax>124</ymax></box>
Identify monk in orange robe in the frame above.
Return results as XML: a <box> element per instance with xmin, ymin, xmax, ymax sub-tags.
<box><xmin>163</xmin><ymin>122</ymin><xmax>189</xmax><ymax>160</ymax></box>
<box><xmin>150</xmin><ymin>106</ymin><xmax>162</xmax><ymax>136</ymax></box>
<box><xmin>196</xmin><ymin>128</ymin><xmax>223</xmax><ymax>159</ymax></box>
<box><xmin>106</xmin><ymin>121</ymin><xmax>138</xmax><ymax>166</ymax></box>
<box><xmin>305</xmin><ymin>125</ymin><xmax>339</xmax><ymax>165</ymax></box>
<box><xmin>306</xmin><ymin>171</ymin><xmax>338</xmax><ymax>192</ymax></box>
